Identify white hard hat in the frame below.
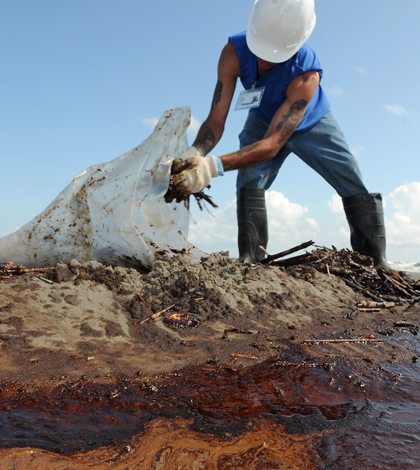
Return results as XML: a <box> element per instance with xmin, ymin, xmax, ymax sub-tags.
<box><xmin>246</xmin><ymin>0</ymin><xmax>316</xmax><ymax>63</ymax></box>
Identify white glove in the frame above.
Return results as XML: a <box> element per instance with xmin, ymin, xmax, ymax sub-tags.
<box><xmin>172</xmin><ymin>155</ymin><xmax>219</xmax><ymax>196</ymax></box>
<box><xmin>174</xmin><ymin>146</ymin><xmax>203</xmax><ymax>164</ymax></box>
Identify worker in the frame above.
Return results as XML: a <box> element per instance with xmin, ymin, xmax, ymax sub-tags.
<box><xmin>171</xmin><ymin>0</ymin><xmax>390</xmax><ymax>270</ymax></box>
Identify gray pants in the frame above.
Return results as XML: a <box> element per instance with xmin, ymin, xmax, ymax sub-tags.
<box><xmin>237</xmin><ymin>111</ymin><xmax>369</xmax><ymax>198</ymax></box>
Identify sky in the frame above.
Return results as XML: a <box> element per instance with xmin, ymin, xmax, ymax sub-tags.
<box><xmin>1</xmin><ymin>1</ymin><xmax>420</xmax><ymax>264</ymax></box>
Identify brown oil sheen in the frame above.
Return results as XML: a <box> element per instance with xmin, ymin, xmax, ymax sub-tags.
<box><xmin>0</xmin><ymin>350</ymin><xmax>419</xmax><ymax>469</ymax></box>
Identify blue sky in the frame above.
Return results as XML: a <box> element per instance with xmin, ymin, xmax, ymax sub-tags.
<box><xmin>1</xmin><ymin>1</ymin><xmax>419</xmax><ymax>263</ymax></box>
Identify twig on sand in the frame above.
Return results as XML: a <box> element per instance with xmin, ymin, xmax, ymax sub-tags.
<box><xmin>33</xmin><ymin>276</ymin><xmax>54</xmax><ymax>285</ymax></box>
<box><xmin>259</xmin><ymin>240</ymin><xmax>314</xmax><ymax>265</ymax></box>
<box><xmin>137</xmin><ymin>293</ymin><xmax>150</xmax><ymax>309</ymax></box>
<box><xmin>259</xmin><ymin>246</ymin><xmax>270</xmax><ymax>256</ymax></box>
<box><xmin>344</xmin><ymin>279</ymin><xmax>385</xmax><ymax>302</ymax></box>
<box><xmin>231</xmin><ymin>353</ymin><xmax>258</xmax><ymax>359</ymax></box>
<box><xmin>404</xmin><ymin>297</ymin><xmax>420</xmax><ymax>312</ymax></box>
<box><xmin>378</xmin><ymin>270</ymin><xmax>417</xmax><ymax>298</ymax></box>
<box><xmin>140</xmin><ymin>304</ymin><xmax>175</xmax><ymax>325</ymax></box>
<box><xmin>356</xmin><ymin>301</ymin><xmax>395</xmax><ymax>308</ymax></box>
<box><xmin>304</xmin><ymin>337</ymin><xmax>383</xmax><ymax>344</ymax></box>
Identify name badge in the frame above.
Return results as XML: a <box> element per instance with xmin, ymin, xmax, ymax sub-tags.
<box><xmin>235</xmin><ymin>87</ymin><xmax>265</xmax><ymax>111</ymax></box>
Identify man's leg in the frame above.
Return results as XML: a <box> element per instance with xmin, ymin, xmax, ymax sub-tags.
<box><xmin>236</xmin><ymin>112</ymin><xmax>291</xmax><ymax>262</ymax></box>
<box><xmin>236</xmin><ymin>187</ymin><xmax>268</xmax><ymax>263</ymax></box>
<box><xmin>342</xmin><ymin>193</ymin><xmax>389</xmax><ymax>269</ymax></box>
<box><xmin>288</xmin><ymin>112</ymin><xmax>390</xmax><ymax>268</ymax></box>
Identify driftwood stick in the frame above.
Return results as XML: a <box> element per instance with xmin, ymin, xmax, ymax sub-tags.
<box><xmin>348</xmin><ymin>259</ymin><xmax>377</xmax><ymax>276</ymax></box>
<box><xmin>403</xmin><ymin>297</ymin><xmax>420</xmax><ymax>312</ymax></box>
<box><xmin>231</xmin><ymin>353</ymin><xmax>258</xmax><ymax>359</ymax></box>
<box><xmin>151</xmin><ymin>304</ymin><xmax>175</xmax><ymax>320</ymax></box>
<box><xmin>259</xmin><ymin>246</ymin><xmax>270</xmax><ymax>256</ymax></box>
<box><xmin>34</xmin><ymin>276</ymin><xmax>54</xmax><ymax>285</ymax></box>
<box><xmin>357</xmin><ymin>308</ymin><xmax>381</xmax><ymax>312</ymax></box>
<box><xmin>140</xmin><ymin>304</ymin><xmax>175</xmax><ymax>324</ymax></box>
<box><xmin>304</xmin><ymin>338</ymin><xmax>383</xmax><ymax>344</ymax></box>
<box><xmin>259</xmin><ymin>240</ymin><xmax>314</xmax><ymax>265</ymax></box>
<box><xmin>330</xmin><ymin>268</ymin><xmax>354</xmax><ymax>276</ymax></box>
<box><xmin>272</xmin><ymin>253</ymin><xmax>319</xmax><ymax>268</ymax></box>
<box><xmin>356</xmin><ymin>301</ymin><xmax>395</xmax><ymax>308</ymax></box>
<box><xmin>379</xmin><ymin>270</ymin><xmax>416</xmax><ymax>298</ymax></box>
<box><xmin>344</xmin><ymin>279</ymin><xmax>385</xmax><ymax>302</ymax></box>
<box><xmin>137</xmin><ymin>293</ymin><xmax>150</xmax><ymax>309</ymax></box>
<box><xmin>326</xmin><ymin>264</ymin><xmax>331</xmax><ymax>277</ymax></box>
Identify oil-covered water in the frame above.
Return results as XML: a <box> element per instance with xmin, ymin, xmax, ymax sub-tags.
<box><xmin>0</xmin><ymin>344</ymin><xmax>419</xmax><ymax>469</ymax></box>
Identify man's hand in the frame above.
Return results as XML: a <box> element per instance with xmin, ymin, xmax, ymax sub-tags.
<box><xmin>171</xmin><ymin>155</ymin><xmax>219</xmax><ymax>196</ymax></box>
<box><xmin>174</xmin><ymin>146</ymin><xmax>203</xmax><ymax>164</ymax></box>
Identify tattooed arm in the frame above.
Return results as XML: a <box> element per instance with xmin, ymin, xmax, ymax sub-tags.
<box><xmin>193</xmin><ymin>42</ymin><xmax>240</xmax><ymax>155</ymax></box>
<box><xmin>220</xmin><ymin>71</ymin><xmax>320</xmax><ymax>171</ymax></box>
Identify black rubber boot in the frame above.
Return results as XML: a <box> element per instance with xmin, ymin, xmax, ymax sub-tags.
<box><xmin>343</xmin><ymin>193</ymin><xmax>391</xmax><ymax>270</ymax></box>
<box><xmin>237</xmin><ymin>188</ymin><xmax>268</xmax><ymax>263</ymax></box>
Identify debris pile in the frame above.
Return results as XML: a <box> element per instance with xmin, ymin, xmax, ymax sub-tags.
<box><xmin>261</xmin><ymin>242</ymin><xmax>420</xmax><ymax>305</ymax></box>
<box><xmin>2</xmin><ymin>242</ymin><xmax>419</xmax><ymax>310</ymax></box>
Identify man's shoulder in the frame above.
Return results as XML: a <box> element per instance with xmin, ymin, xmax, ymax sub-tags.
<box><xmin>228</xmin><ymin>30</ymin><xmax>247</xmax><ymax>50</ymax></box>
<box><xmin>296</xmin><ymin>43</ymin><xmax>317</xmax><ymax>60</ymax></box>
<box><xmin>220</xmin><ymin>41</ymin><xmax>241</xmax><ymax>78</ymax></box>
<box><xmin>291</xmin><ymin>43</ymin><xmax>322</xmax><ymax>71</ymax></box>
<box><xmin>228</xmin><ymin>30</ymin><xmax>246</xmax><ymax>42</ymax></box>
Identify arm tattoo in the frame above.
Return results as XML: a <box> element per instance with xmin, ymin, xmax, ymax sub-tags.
<box><xmin>194</xmin><ymin>125</ymin><xmax>216</xmax><ymax>154</ymax></box>
<box><xmin>211</xmin><ymin>79</ymin><xmax>223</xmax><ymax>108</ymax></box>
<box><xmin>237</xmin><ymin>142</ymin><xmax>259</xmax><ymax>157</ymax></box>
<box><xmin>224</xmin><ymin>142</ymin><xmax>263</xmax><ymax>171</ymax></box>
<box><xmin>276</xmin><ymin>99</ymin><xmax>308</xmax><ymax>136</ymax></box>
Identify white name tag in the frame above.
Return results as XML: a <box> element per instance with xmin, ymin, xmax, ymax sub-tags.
<box><xmin>235</xmin><ymin>87</ymin><xmax>265</xmax><ymax>111</ymax></box>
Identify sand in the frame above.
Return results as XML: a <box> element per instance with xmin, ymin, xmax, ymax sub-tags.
<box><xmin>1</xmin><ymin>251</ymin><xmax>419</xmax><ymax>382</ymax></box>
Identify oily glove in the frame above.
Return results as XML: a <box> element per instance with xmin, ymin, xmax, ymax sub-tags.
<box><xmin>174</xmin><ymin>145</ymin><xmax>203</xmax><ymax>164</ymax></box>
<box><xmin>172</xmin><ymin>155</ymin><xmax>219</xmax><ymax>196</ymax></box>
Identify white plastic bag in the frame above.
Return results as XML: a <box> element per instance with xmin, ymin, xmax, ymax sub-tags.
<box><xmin>0</xmin><ymin>107</ymin><xmax>205</xmax><ymax>269</ymax></box>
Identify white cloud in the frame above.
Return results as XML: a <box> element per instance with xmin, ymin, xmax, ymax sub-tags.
<box><xmin>188</xmin><ymin>200</ymin><xmax>237</xmax><ymax>253</ymax></box>
<box><xmin>389</xmin><ymin>182</ymin><xmax>420</xmax><ymax>212</ymax></box>
<box><xmin>141</xmin><ymin>117</ymin><xmax>159</xmax><ymax>128</ymax></box>
<box><xmin>338</xmin><ymin>226</ymin><xmax>350</xmax><ymax>239</ymax></box>
<box><xmin>350</xmin><ymin>145</ymin><xmax>365</xmax><ymax>158</ymax></box>
<box><xmin>325</xmin><ymin>194</ymin><xmax>349</xmax><ymax>247</ymax></box>
<box><xmin>142</xmin><ymin>114</ymin><xmax>201</xmax><ymax>140</ymax></box>
<box><xmin>328</xmin><ymin>194</ymin><xmax>343</xmax><ymax>214</ymax></box>
<box><xmin>384</xmin><ymin>104</ymin><xmax>409</xmax><ymax>117</ymax></box>
<box><xmin>187</xmin><ymin>185</ymin><xmax>420</xmax><ymax>260</ymax></box>
<box><xmin>384</xmin><ymin>104</ymin><xmax>417</xmax><ymax>120</ymax></box>
<box><xmin>188</xmin><ymin>115</ymin><xmax>201</xmax><ymax>135</ymax></box>
<box><xmin>329</xmin><ymin>86</ymin><xmax>344</xmax><ymax>97</ymax></box>
<box><xmin>385</xmin><ymin>182</ymin><xmax>420</xmax><ymax>246</ymax></box>
<box><xmin>267</xmin><ymin>191</ymin><xmax>307</xmax><ymax>220</ymax></box>
<box><xmin>189</xmin><ymin>190</ymin><xmax>320</xmax><ymax>257</ymax></box>
<box><xmin>354</xmin><ymin>66</ymin><xmax>368</xmax><ymax>74</ymax></box>
<box><xmin>305</xmin><ymin>218</ymin><xmax>319</xmax><ymax>230</ymax></box>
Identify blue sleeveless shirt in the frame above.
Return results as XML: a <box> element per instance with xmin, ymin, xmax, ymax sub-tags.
<box><xmin>229</xmin><ymin>31</ymin><xmax>331</xmax><ymax>132</ymax></box>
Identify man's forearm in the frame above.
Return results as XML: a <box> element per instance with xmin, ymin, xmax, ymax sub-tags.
<box><xmin>220</xmin><ymin>98</ymin><xmax>308</xmax><ymax>171</ymax></box>
<box><xmin>193</xmin><ymin>119</ymin><xmax>224</xmax><ymax>156</ymax></box>
<box><xmin>193</xmin><ymin>125</ymin><xmax>217</xmax><ymax>155</ymax></box>
<box><xmin>220</xmin><ymin>140</ymin><xmax>276</xmax><ymax>171</ymax></box>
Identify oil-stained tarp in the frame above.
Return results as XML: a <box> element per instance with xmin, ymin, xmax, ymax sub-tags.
<box><xmin>0</xmin><ymin>107</ymin><xmax>205</xmax><ymax>269</ymax></box>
